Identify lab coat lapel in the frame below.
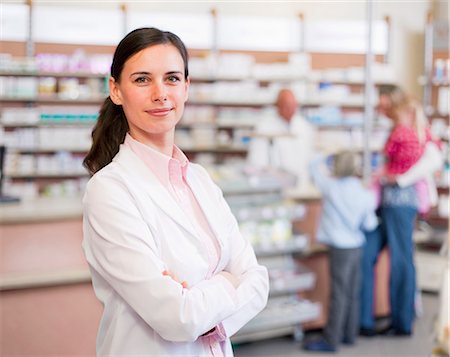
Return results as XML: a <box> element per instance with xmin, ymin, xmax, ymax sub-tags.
<box><xmin>186</xmin><ymin>168</ymin><xmax>226</xmax><ymax>249</ymax></box>
<box><xmin>114</xmin><ymin>145</ymin><xmax>199</xmax><ymax>239</ymax></box>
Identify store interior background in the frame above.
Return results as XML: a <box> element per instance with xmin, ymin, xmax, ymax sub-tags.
<box><xmin>0</xmin><ymin>0</ymin><xmax>449</xmax><ymax>356</ymax></box>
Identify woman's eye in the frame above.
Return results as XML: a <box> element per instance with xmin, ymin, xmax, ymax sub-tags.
<box><xmin>134</xmin><ymin>77</ymin><xmax>149</xmax><ymax>84</ymax></box>
<box><xmin>167</xmin><ymin>75</ymin><xmax>181</xmax><ymax>83</ymax></box>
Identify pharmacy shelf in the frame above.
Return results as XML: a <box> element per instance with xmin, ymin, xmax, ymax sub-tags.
<box><xmin>302</xmin><ymin>99</ymin><xmax>368</xmax><ymax>108</ymax></box>
<box><xmin>190</xmin><ymin>74</ymin><xmax>309</xmax><ymax>83</ymax></box>
<box><xmin>425</xmin><ymin>215</ymin><xmax>448</xmax><ymax>228</ymax></box>
<box><xmin>269</xmin><ymin>268</ymin><xmax>316</xmax><ymax>296</ymax></box>
<box><xmin>1</xmin><ymin>71</ymin><xmax>366</xmax><ymax>84</ymax></box>
<box><xmin>218</xmin><ymin>182</ymin><xmax>284</xmax><ymax>196</ymax></box>
<box><xmin>232</xmin><ymin>325</ymin><xmax>298</xmax><ymax>344</ymax></box>
<box><xmin>190</xmin><ymin>74</ymin><xmax>395</xmax><ymax>86</ymax></box>
<box><xmin>177</xmin><ymin>121</ymin><xmax>256</xmax><ymax>129</ymax></box>
<box><xmin>254</xmin><ymin>237</ymin><xmax>309</xmax><ymax>258</ymax></box>
<box><xmin>231</xmin><ymin>299</ymin><xmax>321</xmax><ymax>343</ymax></box>
<box><xmin>311</xmin><ymin>79</ymin><xmax>396</xmax><ymax>86</ymax></box>
<box><xmin>1</xmin><ymin>121</ymin><xmax>96</xmax><ymax>127</ymax></box>
<box><xmin>188</xmin><ymin>98</ymin><xmax>368</xmax><ymax>108</ymax></box>
<box><xmin>420</xmin><ymin>18</ymin><xmax>449</xmax><ymax>239</ymax></box>
<box><xmin>428</xmin><ymin>111</ymin><xmax>450</xmax><ymax>120</ymax></box>
<box><xmin>222</xmin><ymin>180</ymin><xmax>320</xmax><ymax>343</ymax></box>
<box><xmin>8</xmin><ymin>147</ymin><xmax>90</xmax><ymax>153</ymax></box>
<box><xmin>0</xmin><ymin>96</ymin><xmax>105</xmax><ymax>105</ymax></box>
<box><xmin>188</xmin><ymin>98</ymin><xmax>271</xmax><ymax>107</ymax></box>
<box><xmin>5</xmin><ymin>172</ymin><xmax>89</xmax><ymax>179</ymax></box>
<box><xmin>418</xmin><ymin>76</ymin><xmax>450</xmax><ymax>87</ymax></box>
<box><xmin>0</xmin><ymin>70</ymin><xmax>107</xmax><ymax>79</ymax></box>
<box><xmin>179</xmin><ymin>145</ymin><xmax>248</xmax><ymax>154</ymax></box>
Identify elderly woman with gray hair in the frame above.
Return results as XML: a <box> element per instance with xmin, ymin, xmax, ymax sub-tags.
<box><xmin>303</xmin><ymin>151</ymin><xmax>378</xmax><ymax>353</ymax></box>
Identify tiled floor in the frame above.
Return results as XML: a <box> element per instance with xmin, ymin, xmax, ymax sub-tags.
<box><xmin>233</xmin><ymin>293</ymin><xmax>440</xmax><ymax>357</ymax></box>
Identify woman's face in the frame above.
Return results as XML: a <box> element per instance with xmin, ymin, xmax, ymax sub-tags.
<box><xmin>110</xmin><ymin>44</ymin><xmax>189</xmax><ymax>146</ymax></box>
<box><xmin>378</xmin><ymin>94</ymin><xmax>392</xmax><ymax>117</ymax></box>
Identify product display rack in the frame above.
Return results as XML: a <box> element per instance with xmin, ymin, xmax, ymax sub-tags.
<box><xmin>1</xmin><ymin>8</ymin><xmax>396</xmax><ymax>198</ymax></box>
<box><xmin>414</xmin><ymin>14</ymin><xmax>449</xmax><ymax>298</ymax></box>
<box><xmin>219</xmin><ymin>176</ymin><xmax>320</xmax><ymax>343</ymax></box>
<box><xmin>421</xmin><ymin>15</ymin><xmax>449</xmax><ymax>224</ymax></box>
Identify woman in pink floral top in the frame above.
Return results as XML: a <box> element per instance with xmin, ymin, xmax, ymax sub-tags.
<box><xmin>379</xmin><ymin>98</ymin><xmax>431</xmax><ymax>336</ymax></box>
<box><xmin>360</xmin><ymin>87</ymin><xmax>443</xmax><ymax>338</ymax></box>
<box><xmin>384</xmin><ymin>99</ymin><xmax>431</xmax><ymax>175</ymax></box>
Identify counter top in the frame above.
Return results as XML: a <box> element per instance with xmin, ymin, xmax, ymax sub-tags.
<box><xmin>0</xmin><ymin>268</ymin><xmax>91</xmax><ymax>291</ymax></box>
<box><xmin>284</xmin><ymin>186</ymin><xmax>322</xmax><ymax>201</ymax></box>
<box><xmin>0</xmin><ymin>196</ymin><xmax>82</xmax><ymax>224</ymax></box>
<box><xmin>0</xmin><ymin>183</ymin><xmax>323</xmax><ymax>225</ymax></box>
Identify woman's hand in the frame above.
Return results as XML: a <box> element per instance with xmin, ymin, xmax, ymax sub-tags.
<box><xmin>218</xmin><ymin>271</ymin><xmax>240</xmax><ymax>289</ymax></box>
<box><xmin>162</xmin><ymin>270</ymin><xmax>188</xmax><ymax>288</ymax></box>
<box><xmin>385</xmin><ymin>173</ymin><xmax>398</xmax><ymax>184</ymax></box>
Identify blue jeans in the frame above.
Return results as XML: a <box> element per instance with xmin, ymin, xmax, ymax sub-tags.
<box><xmin>381</xmin><ymin>205</ymin><xmax>417</xmax><ymax>333</ymax></box>
<box><xmin>360</xmin><ymin>226</ymin><xmax>385</xmax><ymax>330</ymax></box>
<box><xmin>360</xmin><ymin>185</ymin><xmax>418</xmax><ymax>332</ymax></box>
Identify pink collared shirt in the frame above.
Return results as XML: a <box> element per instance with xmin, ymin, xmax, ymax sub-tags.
<box><xmin>123</xmin><ymin>134</ymin><xmax>226</xmax><ymax>355</ymax></box>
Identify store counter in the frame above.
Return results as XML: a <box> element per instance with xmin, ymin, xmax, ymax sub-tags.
<box><xmin>0</xmin><ymin>196</ymin><xmax>100</xmax><ymax>355</ymax></box>
<box><xmin>0</xmin><ymin>196</ymin><xmax>83</xmax><ymax>224</ymax></box>
<box><xmin>0</xmin><ymin>196</ymin><xmax>87</xmax><ymax>289</ymax></box>
<box><xmin>284</xmin><ymin>186</ymin><xmax>322</xmax><ymax>202</ymax></box>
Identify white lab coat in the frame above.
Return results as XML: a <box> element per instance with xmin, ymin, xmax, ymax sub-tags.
<box><xmin>82</xmin><ymin>145</ymin><xmax>269</xmax><ymax>356</ymax></box>
<box><xmin>247</xmin><ymin>114</ymin><xmax>316</xmax><ymax>190</ymax></box>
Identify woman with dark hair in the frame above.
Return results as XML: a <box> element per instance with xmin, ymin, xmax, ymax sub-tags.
<box><xmin>82</xmin><ymin>27</ymin><xmax>269</xmax><ymax>356</ymax></box>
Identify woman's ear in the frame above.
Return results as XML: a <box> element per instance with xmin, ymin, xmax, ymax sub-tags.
<box><xmin>109</xmin><ymin>77</ymin><xmax>122</xmax><ymax>105</ymax></box>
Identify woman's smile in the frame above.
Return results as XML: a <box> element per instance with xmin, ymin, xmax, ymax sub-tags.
<box><xmin>146</xmin><ymin>107</ymin><xmax>173</xmax><ymax>117</ymax></box>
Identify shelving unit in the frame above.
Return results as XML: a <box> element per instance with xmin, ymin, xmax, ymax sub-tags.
<box><xmin>219</xmin><ymin>174</ymin><xmax>320</xmax><ymax>343</ymax></box>
<box><xmin>415</xmin><ymin>14</ymin><xmax>449</xmax><ymax>294</ymax></box>
<box><xmin>421</xmin><ymin>15</ymin><xmax>449</xmax><ymax>221</ymax></box>
<box><xmin>1</xmin><ymin>5</ymin><xmax>396</xmax><ymax>197</ymax></box>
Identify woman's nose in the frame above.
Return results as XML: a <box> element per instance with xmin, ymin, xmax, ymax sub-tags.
<box><xmin>151</xmin><ymin>83</ymin><xmax>167</xmax><ymax>102</ymax></box>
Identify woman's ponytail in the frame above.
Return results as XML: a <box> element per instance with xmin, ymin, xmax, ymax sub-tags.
<box><xmin>83</xmin><ymin>97</ymin><xmax>128</xmax><ymax>175</ymax></box>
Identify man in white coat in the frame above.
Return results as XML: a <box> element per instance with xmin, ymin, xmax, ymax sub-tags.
<box><xmin>247</xmin><ymin>88</ymin><xmax>317</xmax><ymax>192</ymax></box>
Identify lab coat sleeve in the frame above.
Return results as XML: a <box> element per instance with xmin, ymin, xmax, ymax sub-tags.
<box><xmin>82</xmin><ymin>173</ymin><xmax>238</xmax><ymax>343</ymax></box>
<box><xmin>206</xmin><ymin>176</ymin><xmax>269</xmax><ymax>337</ymax></box>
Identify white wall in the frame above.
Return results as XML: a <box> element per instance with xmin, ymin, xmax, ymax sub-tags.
<box><xmin>21</xmin><ymin>0</ymin><xmax>433</xmax><ymax>96</ymax></box>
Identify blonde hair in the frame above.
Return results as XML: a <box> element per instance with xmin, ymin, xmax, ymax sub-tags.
<box><xmin>333</xmin><ymin>151</ymin><xmax>359</xmax><ymax>178</ymax></box>
<box><xmin>391</xmin><ymin>97</ymin><xmax>428</xmax><ymax>144</ymax></box>
<box><xmin>379</xmin><ymin>84</ymin><xmax>408</xmax><ymax>108</ymax></box>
